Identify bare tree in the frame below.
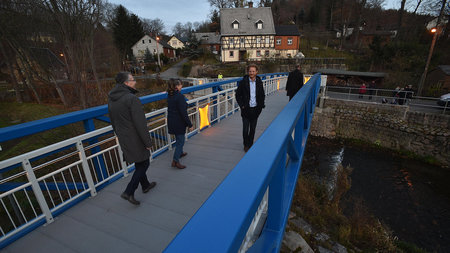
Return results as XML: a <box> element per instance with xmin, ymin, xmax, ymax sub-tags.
<box><xmin>398</xmin><ymin>0</ymin><xmax>407</xmax><ymax>29</ymax></box>
<box><xmin>366</xmin><ymin>0</ymin><xmax>385</xmax><ymax>9</ymax></box>
<box><xmin>142</xmin><ymin>18</ymin><xmax>166</xmax><ymax>35</ymax></box>
<box><xmin>208</xmin><ymin>0</ymin><xmax>234</xmax><ymax>9</ymax></box>
<box><xmin>233</xmin><ymin>0</ymin><xmax>248</xmax><ymax>7</ymax></box>
<box><xmin>43</xmin><ymin>0</ymin><xmax>103</xmax><ymax>108</ymax></box>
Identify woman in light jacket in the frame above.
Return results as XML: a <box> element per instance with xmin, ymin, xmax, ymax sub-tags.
<box><xmin>167</xmin><ymin>79</ymin><xmax>193</xmax><ymax>169</ymax></box>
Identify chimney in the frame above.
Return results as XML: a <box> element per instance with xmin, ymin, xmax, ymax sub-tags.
<box><xmin>248</xmin><ymin>1</ymin><xmax>253</xmax><ymax>8</ymax></box>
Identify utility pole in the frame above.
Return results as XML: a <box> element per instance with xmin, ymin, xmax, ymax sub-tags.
<box><xmin>156</xmin><ymin>35</ymin><xmax>161</xmax><ymax>68</ymax></box>
<box><xmin>417</xmin><ymin>0</ymin><xmax>447</xmax><ymax>96</ymax></box>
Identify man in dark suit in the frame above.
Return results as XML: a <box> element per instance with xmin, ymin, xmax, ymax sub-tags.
<box><xmin>108</xmin><ymin>72</ymin><xmax>157</xmax><ymax>205</ymax></box>
<box><xmin>236</xmin><ymin>64</ymin><xmax>266</xmax><ymax>152</ymax></box>
<box><xmin>286</xmin><ymin>64</ymin><xmax>304</xmax><ymax>101</ymax></box>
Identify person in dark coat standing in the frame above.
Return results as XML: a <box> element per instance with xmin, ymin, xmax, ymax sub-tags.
<box><xmin>236</xmin><ymin>64</ymin><xmax>265</xmax><ymax>152</ymax></box>
<box><xmin>108</xmin><ymin>72</ymin><xmax>156</xmax><ymax>205</ymax></box>
<box><xmin>167</xmin><ymin>79</ymin><xmax>193</xmax><ymax>169</ymax></box>
<box><xmin>285</xmin><ymin>64</ymin><xmax>304</xmax><ymax>101</ymax></box>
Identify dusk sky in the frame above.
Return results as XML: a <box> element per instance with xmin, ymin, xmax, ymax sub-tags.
<box><xmin>107</xmin><ymin>0</ymin><xmax>401</xmax><ymax>34</ymax></box>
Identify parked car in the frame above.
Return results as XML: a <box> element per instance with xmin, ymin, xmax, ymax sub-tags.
<box><xmin>437</xmin><ymin>93</ymin><xmax>450</xmax><ymax>106</ymax></box>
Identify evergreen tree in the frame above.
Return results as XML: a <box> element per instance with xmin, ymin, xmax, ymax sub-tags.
<box><xmin>144</xmin><ymin>48</ymin><xmax>153</xmax><ymax>63</ymax></box>
<box><xmin>111</xmin><ymin>5</ymin><xmax>131</xmax><ymax>64</ymax></box>
<box><xmin>129</xmin><ymin>14</ymin><xmax>145</xmax><ymax>44</ymax></box>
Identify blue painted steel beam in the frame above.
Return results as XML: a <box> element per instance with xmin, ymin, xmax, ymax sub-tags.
<box><xmin>0</xmin><ymin>73</ymin><xmax>285</xmax><ymax>143</ymax></box>
<box><xmin>164</xmin><ymin>73</ymin><xmax>320</xmax><ymax>253</ymax></box>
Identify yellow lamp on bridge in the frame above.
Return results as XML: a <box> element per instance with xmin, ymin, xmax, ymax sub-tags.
<box><xmin>303</xmin><ymin>76</ymin><xmax>311</xmax><ymax>84</ymax></box>
<box><xmin>199</xmin><ymin>104</ymin><xmax>210</xmax><ymax>129</ymax></box>
<box><xmin>277</xmin><ymin>80</ymin><xmax>280</xmax><ymax>90</ymax></box>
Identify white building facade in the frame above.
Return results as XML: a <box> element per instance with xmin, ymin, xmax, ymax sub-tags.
<box><xmin>220</xmin><ymin>6</ymin><xmax>276</xmax><ymax>62</ymax></box>
<box><xmin>131</xmin><ymin>35</ymin><xmax>165</xmax><ymax>60</ymax></box>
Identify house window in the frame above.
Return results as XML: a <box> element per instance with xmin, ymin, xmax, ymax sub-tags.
<box><xmin>287</xmin><ymin>38</ymin><xmax>293</xmax><ymax>45</ymax></box>
<box><xmin>265</xmin><ymin>50</ymin><xmax>269</xmax><ymax>57</ymax></box>
<box><xmin>229</xmin><ymin>51</ymin><xmax>234</xmax><ymax>57</ymax></box>
<box><xmin>232</xmin><ymin>21</ymin><xmax>239</xmax><ymax>29</ymax></box>
<box><xmin>256</xmin><ymin>20</ymin><xmax>263</xmax><ymax>29</ymax></box>
<box><xmin>287</xmin><ymin>53</ymin><xmax>292</xmax><ymax>57</ymax></box>
<box><xmin>276</xmin><ymin>38</ymin><xmax>281</xmax><ymax>45</ymax></box>
<box><xmin>240</xmin><ymin>38</ymin><xmax>244</xmax><ymax>44</ymax></box>
<box><xmin>142</xmin><ymin>40</ymin><xmax>145</xmax><ymax>44</ymax></box>
<box><xmin>149</xmin><ymin>39</ymin><xmax>151</xmax><ymax>43</ymax></box>
<box><xmin>256</xmin><ymin>50</ymin><xmax>261</xmax><ymax>57</ymax></box>
<box><xmin>230</xmin><ymin>38</ymin><xmax>234</xmax><ymax>46</ymax></box>
<box><xmin>265</xmin><ymin>37</ymin><xmax>270</xmax><ymax>44</ymax></box>
<box><xmin>173</xmin><ymin>41</ymin><xmax>177</xmax><ymax>45</ymax></box>
<box><xmin>256</xmin><ymin>37</ymin><xmax>261</xmax><ymax>44</ymax></box>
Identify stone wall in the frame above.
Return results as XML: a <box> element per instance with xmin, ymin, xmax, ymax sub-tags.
<box><xmin>310</xmin><ymin>98</ymin><xmax>450</xmax><ymax>166</ymax></box>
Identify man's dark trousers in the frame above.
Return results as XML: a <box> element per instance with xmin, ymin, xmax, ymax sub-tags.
<box><xmin>242</xmin><ymin>107</ymin><xmax>260</xmax><ymax>148</ymax></box>
<box><xmin>124</xmin><ymin>159</ymin><xmax>151</xmax><ymax>195</ymax></box>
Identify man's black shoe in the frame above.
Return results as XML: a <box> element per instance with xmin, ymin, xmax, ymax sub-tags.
<box><xmin>121</xmin><ymin>192</ymin><xmax>140</xmax><ymax>205</ymax></box>
<box><xmin>143</xmin><ymin>182</ymin><xmax>157</xmax><ymax>193</ymax></box>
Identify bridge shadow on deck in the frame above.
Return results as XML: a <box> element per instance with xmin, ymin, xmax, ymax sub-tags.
<box><xmin>4</xmin><ymin>91</ymin><xmax>289</xmax><ymax>253</ymax></box>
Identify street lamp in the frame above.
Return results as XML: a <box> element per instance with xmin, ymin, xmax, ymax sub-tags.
<box><xmin>156</xmin><ymin>36</ymin><xmax>161</xmax><ymax>68</ymax></box>
<box><xmin>417</xmin><ymin>26</ymin><xmax>439</xmax><ymax>96</ymax></box>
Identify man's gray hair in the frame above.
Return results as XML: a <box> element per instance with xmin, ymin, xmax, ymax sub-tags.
<box><xmin>115</xmin><ymin>72</ymin><xmax>131</xmax><ymax>84</ymax></box>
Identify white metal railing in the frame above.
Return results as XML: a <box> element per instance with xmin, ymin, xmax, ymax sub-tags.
<box><xmin>322</xmin><ymin>86</ymin><xmax>449</xmax><ymax>114</ymax></box>
<box><xmin>0</xmin><ymin>75</ymin><xmax>287</xmax><ymax>247</ymax></box>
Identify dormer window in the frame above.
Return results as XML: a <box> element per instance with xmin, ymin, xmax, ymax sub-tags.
<box><xmin>232</xmin><ymin>20</ymin><xmax>239</xmax><ymax>29</ymax></box>
<box><xmin>256</xmin><ymin>20</ymin><xmax>263</xmax><ymax>29</ymax></box>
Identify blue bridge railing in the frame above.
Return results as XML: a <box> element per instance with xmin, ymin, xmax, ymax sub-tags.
<box><xmin>165</xmin><ymin>73</ymin><xmax>321</xmax><ymax>252</ymax></box>
<box><xmin>0</xmin><ymin>73</ymin><xmax>288</xmax><ymax>249</ymax></box>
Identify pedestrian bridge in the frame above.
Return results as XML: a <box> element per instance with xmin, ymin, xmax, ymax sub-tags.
<box><xmin>0</xmin><ymin>73</ymin><xmax>321</xmax><ymax>252</ymax></box>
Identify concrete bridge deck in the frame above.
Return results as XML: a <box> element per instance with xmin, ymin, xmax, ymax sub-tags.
<box><xmin>3</xmin><ymin>91</ymin><xmax>289</xmax><ymax>253</ymax></box>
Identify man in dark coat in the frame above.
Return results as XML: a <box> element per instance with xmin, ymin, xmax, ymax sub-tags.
<box><xmin>108</xmin><ymin>72</ymin><xmax>156</xmax><ymax>205</ymax></box>
<box><xmin>236</xmin><ymin>64</ymin><xmax>265</xmax><ymax>152</ymax></box>
<box><xmin>285</xmin><ymin>64</ymin><xmax>304</xmax><ymax>101</ymax></box>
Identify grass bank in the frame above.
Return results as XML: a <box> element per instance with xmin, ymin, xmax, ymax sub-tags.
<box><xmin>291</xmin><ymin>164</ymin><xmax>427</xmax><ymax>252</ymax></box>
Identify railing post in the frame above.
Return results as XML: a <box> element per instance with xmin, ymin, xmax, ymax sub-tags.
<box><xmin>196</xmin><ymin>100</ymin><xmax>201</xmax><ymax>133</ymax></box>
<box><xmin>76</xmin><ymin>141</ymin><xmax>97</xmax><ymax>197</ymax></box>
<box><xmin>116</xmin><ymin>137</ymin><xmax>129</xmax><ymax>177</ymax></box>
<box><xmin>225</xmin><ymin>90</ymin><xmax>229</xmax><ymax>118</ymax></box>
<box><xmin>22</xmin><ymin>158</ymin><xmax>54</xmax><ymax>224</ymax></box>
<box><xmin>208</xmin><ymin>96</ymin><xmax>211</xmax><ymax>128</ymax></box>
<box><xmin>218</xmin><ymin>93</ymin><xmax>221</xmax><ymax>123</ymax></box>
<box><xmin>232</xmin><ymin>89</ymin><xmax>237</xmax><ymax>114</ymax></box>
<box><xmin>83</xmin><ymin>119</ymin><xmax>107</xmax><ymax>181</ymax></box>
<box><xmin>165</xmin><ymin>110</ymin><xmax>172</xmax><ymax>150</ymax></box>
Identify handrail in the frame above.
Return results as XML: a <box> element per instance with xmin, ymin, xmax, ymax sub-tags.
<box><xmin>0</xmin><ymin>73</ymin><xmax>288</xmax><ymax>249</ymax></box>
<box><xmin>165</xmin><ymin>73</ymin><xmax>321</xmax><ymax>252</ymax></box>
<box><xmin>0</xmin><ymin>73</ymin><xmax>287</xmax><ymax>143</ymax></box>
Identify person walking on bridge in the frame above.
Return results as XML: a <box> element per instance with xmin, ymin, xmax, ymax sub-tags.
<box><xmin>108</xmin><ymin>72</ymin><xmax>157</xmax><ymax>205</ymax></box>
<box><xmin>167</xmin><ymin>78</ymin><xmax>194</xmax><ymax>169</ymax></box>
<box><xmin>286</xmin><ymin>64</ymin><xmax>304</xmax><ymax>101</ymax></box>
<box><xmin>236</xmin><ymin>64</ymin><xmax>265</xmax><ymax>152</ymax></box>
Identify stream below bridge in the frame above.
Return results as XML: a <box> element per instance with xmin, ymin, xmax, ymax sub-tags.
<box><xmin>300</xmin><ymin>136</ymin><xmax>450</xmax><ymax>252</ymax></box>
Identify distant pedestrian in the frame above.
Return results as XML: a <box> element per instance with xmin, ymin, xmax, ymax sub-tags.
<box><xmin>404</xmin><ymin>85</ymin><xmax>414</xmax><ymax>104</ymax></box>
<box><xmin>236</xmin><ymin>64</ymin><xmax>265</xmax><ymax>152</ymax></box>
<box><xmin>286</xmin><ymin>64</ymin><xmax>304</xmax><ymax>101</ymax></box>
<box><xmin>218</xmin><ymin>73</ymin><xmax>223</xmax><ymax>79</ymax></box>
<box><xmin>358</xmin><ymin>83</ymin><xmax>367</xmax><ymax>99</ymax></box>
<box><xmin>398</xmin><ymin>88</ymin><xmax>406</xmax><ymax>105</ymax></box>
<box><xmin>392</xmin><ymin>86</ymin><xmax>401</xmax><ymax>104</ymax></box>
<box><xmin>167</xmin><ymin>78</ymin><xmax>194</xmax><ymax>169</ymax></box>
<box><xmin>108</xmin><ymin>72</ymin><xmax>156</xmax><ymax>205</ymax></box>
